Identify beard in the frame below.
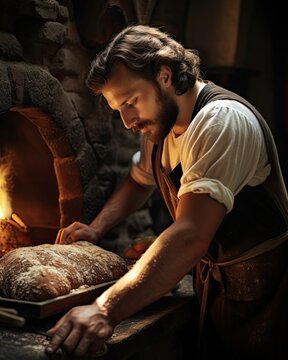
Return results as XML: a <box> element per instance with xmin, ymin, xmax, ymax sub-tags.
<box><xmin>133</xmin><ymin>87</ymin><xmax>179</xmax><ymax>144</ymax></box>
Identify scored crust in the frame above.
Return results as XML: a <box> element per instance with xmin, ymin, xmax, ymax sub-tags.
<box><xmin>0</xmin><ymin>241</ymin><xmax>127</xmax><ymax>301</ymax></box>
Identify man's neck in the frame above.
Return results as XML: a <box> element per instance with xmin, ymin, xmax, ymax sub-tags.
<box><xmin>172</xmin><ymin>80</ymin><xmax>206</xmax><ymax>136</ymax></box>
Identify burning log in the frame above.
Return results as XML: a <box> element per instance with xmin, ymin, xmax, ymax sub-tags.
<box><xmin>0</xmin><ymin>213</ymin><xmax>32</xmax><ymax>257</ymax></box>
<box><xmin>0</xmin><ymin>220</ymin><xmax>18</xmax><ymax>256</ymax></box>
<box><xmin>0</xmin><ymin>163</ymin><xmax>33</xmax><ymax>255</ymax></box>
<box><xmin>11</xmin><ymin>213</ymin><xmax>28</xmax><ymax>232</ymax></box>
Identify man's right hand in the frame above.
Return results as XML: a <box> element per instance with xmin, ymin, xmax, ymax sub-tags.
<box><xmin>55</xmin><ymin>222</ymin><xmax>98</xmax><ymax>245</ymax></box>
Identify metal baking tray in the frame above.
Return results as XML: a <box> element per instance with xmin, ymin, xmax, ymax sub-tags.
<box><xmin>0</xmin><ymin>280</ymin><xmax>115</xmax><ymax>319</ymax></box>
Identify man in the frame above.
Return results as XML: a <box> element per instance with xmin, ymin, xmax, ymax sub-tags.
<box><xmin>46</xmin><ymin>25</ymin><xmax>288</xmax><ymax>359</ymax></box>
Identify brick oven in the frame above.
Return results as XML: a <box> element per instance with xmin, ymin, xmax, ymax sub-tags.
<box><xmin>0</xmin><ymin>0</ymin><xmax>198</xmax><ymax>256</ymax></box>
<box><xmin>0</xmin><ymin>0</ymin><xmax>153</xmax><ymax>255</ymax></box>
<box><xmin>0</xmin><ymin>61</ymin><xmax>112</xmax><ymax>250</ymax></box>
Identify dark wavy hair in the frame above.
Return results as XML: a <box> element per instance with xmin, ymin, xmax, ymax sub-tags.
<box><xmin>86</xmin><ymin>24</ymin><xmax>202</xmax><ymax>96</ymax></box>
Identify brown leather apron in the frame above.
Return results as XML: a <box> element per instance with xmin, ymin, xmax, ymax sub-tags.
<box><xmin>152</xmin><ymin>82</ymin><xmax>288</xmax><ymax>359</ymax></box>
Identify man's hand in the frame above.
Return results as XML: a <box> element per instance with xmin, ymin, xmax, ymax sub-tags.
<box><xmin>45</xmin><ymin>303</ymin><xmax>114</xmax><ymax>357</ymax></box>
<box><xmin>55</xmin><ymin>221</ymin><xmax>98</xmax><ymax>244</ymax></box>
<box><xmin>123</xmin><ymin>235</ymin><xmax>156</xmax><ymax>260</ymax></box>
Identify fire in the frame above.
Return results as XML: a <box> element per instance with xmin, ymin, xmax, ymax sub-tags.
<box><xmin>0</xmin><ymin>163</ymin><xmax>32</xmax><ymax>256</ymax></box>
<box><xmin>0</xmin><ymin>164</ymin><xmax>13</xmax><ymax>220</ymax></box>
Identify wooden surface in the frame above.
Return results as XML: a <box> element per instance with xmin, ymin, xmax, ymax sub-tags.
<box><xmin>0</xmin><ymin>275</ymin><xmax>198</xmax><ymax>360</ymax></box>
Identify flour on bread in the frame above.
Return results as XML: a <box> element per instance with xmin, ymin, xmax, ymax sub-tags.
<box><xmin>0</xmin><ymin>241</ymin><xmax>127</xmax><ymax>301</ymax></box>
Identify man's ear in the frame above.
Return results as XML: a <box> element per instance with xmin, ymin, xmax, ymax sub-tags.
<box><xmin>157</xmin><ymin>65</ymin><xmax>172</xmax><ymax>88</ymax></box>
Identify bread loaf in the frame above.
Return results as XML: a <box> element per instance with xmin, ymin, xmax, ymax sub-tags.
<box><xmin>0</xmin><ymin>241</ymin><xmax>127</xmax><ymax>301</ymax></box>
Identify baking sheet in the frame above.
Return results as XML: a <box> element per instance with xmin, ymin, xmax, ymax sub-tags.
<box><xmin>0</xmin><ymin>280</ymin><xmax>115</xmax><ymax>319</ymax></box>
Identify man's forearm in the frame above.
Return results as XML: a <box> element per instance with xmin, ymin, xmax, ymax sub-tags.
<box><xmin>90</xmin><ymin>174</ymin><xmax>154</xmax><ymax>239</ymax></box>
<box><xmin>95</xmin><ymin>220</ymin><xmax>202</xmax><ymax>326</ymax></box>
<box><xmin>95</xmin><ymin>192</ymin><xmax>226</xmax><ymax>326</ymax></box>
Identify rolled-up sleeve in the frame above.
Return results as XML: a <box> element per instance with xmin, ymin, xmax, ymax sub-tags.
<box><xmin>178</xmin><ymin>102</ymin><xmax>270</xmax><ymax>213</ymax></box>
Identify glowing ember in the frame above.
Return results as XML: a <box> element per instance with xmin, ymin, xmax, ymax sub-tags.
<box><xmin>0</xmin><ymin>162</ymin><xmax>32</xmax><ymax>256</ymax></box>
<box><xmin>0</xmin><ymin>163</ymin><xmax>12</xmax><ymax>220</ymax></box>
<box><xmin>0</xmin><ymin>163</ymin><xmax>25</xmax><ymax>256</ymax></box>
<box><xmin>0</xmin><ymin>220</ymin><xmax>18</xmax><ymax>256</ymax></box>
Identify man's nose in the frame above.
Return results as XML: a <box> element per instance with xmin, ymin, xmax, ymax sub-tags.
<box><xmin>119</xmin><ymin>109</ymin><xmax>137</xmax><ymax>129</ymax></box>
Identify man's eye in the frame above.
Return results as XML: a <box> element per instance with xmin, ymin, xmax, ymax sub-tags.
<box><xmin>126</xmin><ymin>98</ymin><xmax>137</xmax><ymax>108</ymax></box>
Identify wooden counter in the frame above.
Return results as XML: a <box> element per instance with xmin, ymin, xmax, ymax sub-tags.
<box><xmin>0</xmin><ymin>275</ymin><xmax>198</xmax><ymax>360</ymax></box>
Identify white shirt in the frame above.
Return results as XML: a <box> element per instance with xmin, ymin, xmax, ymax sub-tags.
<box><xmin>130</xmin><ymin>99</ymin><xmax>271</xmax><ymax>213</ymax></box>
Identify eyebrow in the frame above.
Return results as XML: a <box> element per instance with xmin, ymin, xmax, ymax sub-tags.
<box><xmin>120</xmin><ymin>98</ymin><xmax>129</xmax><ymax>107</ymax></box>
<box><xmin>119</xmin><ymin>91</ymin><xmax>134</xmax><ymax>107</ymax></box>
<box><xmin>108</xmin><ymin>85</ymin><xmax>136</xmax><ymax>110</ymax></box>
<box><xmin>109</xmin><ymin>96</ymin><xmax>130</xmax><ymax>111</ymax></box>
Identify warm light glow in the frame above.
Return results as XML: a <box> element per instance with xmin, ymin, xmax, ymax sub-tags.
<box><xmin>0</xmin><ymin>164</ymin><xmax>13</xmax><ymax>220</ymax></box>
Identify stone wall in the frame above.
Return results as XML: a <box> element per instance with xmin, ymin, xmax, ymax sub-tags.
<box><xmin>0</xmin><ymin>0</ymin><xmax>153</xmax><ymax>255</ymax></box>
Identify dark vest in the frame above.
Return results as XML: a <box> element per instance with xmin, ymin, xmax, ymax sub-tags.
<box><xmin>152</xmin><ymin>82</ymin><xmax>288</xmax><ymax>358</ymax></box>
<box><xmin>152</xmin><ymin>82</ymin><xmax>288</xmax><ymax>261</ymax></box>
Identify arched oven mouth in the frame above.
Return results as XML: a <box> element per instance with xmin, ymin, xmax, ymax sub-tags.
<box><xmin>0</xmin><ymin>61</ymin><xmax>105</xmax><ymax>255</ymax></box>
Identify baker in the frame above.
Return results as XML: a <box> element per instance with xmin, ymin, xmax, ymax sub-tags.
<box><xmin>45</xmin><ymin>24</ymin><xmax>288</xmax><ymax>359</ymax></box>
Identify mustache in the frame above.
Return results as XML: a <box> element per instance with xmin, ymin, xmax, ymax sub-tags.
<box><xmin>131</xmin><ymin>120</ymin><xmax>153</xmax><ymax>132</ymax></box>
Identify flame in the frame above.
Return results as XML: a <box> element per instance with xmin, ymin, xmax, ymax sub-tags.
<box><xmin>0</xmin><ymin>164</ymin><xmax>13</xmax><ymax>220</ymax></box>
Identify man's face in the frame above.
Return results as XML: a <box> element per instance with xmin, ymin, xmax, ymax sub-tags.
<box><xmin>101</xmin><ymin>63</ymin><xmax>179</xmax><ymax>143</ymax></box>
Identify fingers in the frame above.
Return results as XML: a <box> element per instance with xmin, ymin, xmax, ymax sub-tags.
<box><xmin>55</xmin><ymin>228</ymin><xmax>64</xmax><ymax>244</ymax></box>
<box><xmin>46</xmin><ymin>322</ymin><xmax>112</xmax><ymax>357</ymax></box>
<box><xmin>74</xmin><ymin>329</ymin><xmax>106</xmax><ymax>357</ymax></box>
<box><xmin>55</xmin><ymin>222</ymin><xmax>98</xmax><ymax>244</ymax></box>
<box><xmin>45</xmin><ymin>305</ymin><xmax>114</xmax><ymax>357</ymax></box>
<box><xmin>47</xmin><ymin>312</ymin><xmax>68</xmax><ymax>335</ymax></box>
<box><xmin>45</xmin><ymin>322</ymin><xmax>72</xmax><ymax>354</ymax></box>
<box><xmin>72</xmin><ymin>321</ymin><xmax>112</xmax><ymax>357</ymax></box>
<box><xmin>73</xmin><ymin>334</ymin><xmax>93</xmax><ymax>356</ymax></box>
<box><xmin>55</xmin><ymin>222</ymin><xmax>82</xmax><ymax>244</ymax></box>
<box><xmin>61</xmin><ymin>327</ymin><xmax>85</xmax><ymax>355</ymax></box>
